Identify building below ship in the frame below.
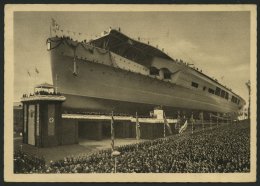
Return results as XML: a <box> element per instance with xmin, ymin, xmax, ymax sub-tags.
<box><xmin>19</xmin><ymin>84</ymin><xmax>246</xmax><ymax>148</ymax></box>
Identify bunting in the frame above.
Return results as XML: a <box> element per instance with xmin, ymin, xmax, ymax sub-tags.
<box><xmin>27</xmin><ymin>70</ymin><xmax>31</xmax><ymax>77</ymax></box>
<box><xmin>51</xmin><ymin>18</ymin><xmax>59</xmax><ymax>31</ymax></box>
<box><xmin>35</xmin><ymin>67</ymin><xmax>39</xmax><ymax>74</ymax></box>
<box><xmin>48</xmin><ymin>18</ymin><xmax>171</xmax><ymax>55</ymax></box>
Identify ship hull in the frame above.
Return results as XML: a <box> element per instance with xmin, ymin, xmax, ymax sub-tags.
<box><xmin>50</xmin><ymin>48</ymin><xmax>240</xmax><ymax>116</ymax></box>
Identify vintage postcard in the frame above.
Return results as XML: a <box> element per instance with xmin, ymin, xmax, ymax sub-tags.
<box><xmin>4</xmin><ymin>4</ymin><xmax>257</xmax><ymax>182</ymax></box>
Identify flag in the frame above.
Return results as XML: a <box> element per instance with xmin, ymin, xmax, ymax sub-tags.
<box><xmin>111</xmin><ymin>112</ymin><xmax>115</xmax><ymax>150</ymax></box>
<box><xmin>51</xmin><ymin>18</ymin><xmax>60</xmax><ymax>32</ymax></box>
<box><xmin>136</xmin><ymin>112</ymin><xmax>141</xmax><ymax>140</ymax></box>
<box><xmin>51</xmin><ymin>18</ymin><xmax>56</xmax><ymax>27</ymax></box>
<box><xmin>179</xmin><ymin>120</ymin><xmax>188</xmax><ymax>134</ymax></box>
<box><xmin>35</xmin><ymin>67</ymin><xmax>39</xmax><ymax>74</ymax></box>
<box><xmin>27</xmin><ymin>70</ymin><xmax>31</xmax><ymax>77</ymax></box>
<box><xmin>163</xmin><ymin>112</ymin><xmax>172</xmax><ymax>135</ymax></box>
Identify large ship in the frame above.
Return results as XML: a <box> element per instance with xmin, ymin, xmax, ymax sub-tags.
<box><xmin>47</xmin><ymin>22</ymin><xmax>245</xmax><ymax>117</ymax></box>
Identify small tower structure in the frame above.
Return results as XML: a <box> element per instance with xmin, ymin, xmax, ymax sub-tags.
<box><xmin>21</xmin><ymin>83</ymin><xmax>66</xmax><ymax>147</ymax></box>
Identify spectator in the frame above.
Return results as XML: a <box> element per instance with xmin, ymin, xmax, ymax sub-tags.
<box><xmin>14</xmin><ymin>122</ymin><xmax>250</xmax><ymax>173</ymax></box>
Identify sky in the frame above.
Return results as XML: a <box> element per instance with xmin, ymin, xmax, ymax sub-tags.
<box><xmin>13</xmin><ymin>11</ymin><xmax>250</xmax><ymax>104</ymax></box>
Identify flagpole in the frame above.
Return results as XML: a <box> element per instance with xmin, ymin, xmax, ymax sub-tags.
<box><xmin>26</xmin><ymin>70</ymin><xmax>31</xmax><ymax>95</ymax></box>
<box><xmin>201</xmin><ymin>112</ymin><xmax>204</xmax><ymax>132</ymax></box>
<box><xmin>34</xmin><ymin>68</ymin><xmax>37</xmax><ymax>93</ymax></box>
<box><xmin>177</xmin><ymin>111</ymin><xmax>180</xmax><ymax>130</ymax></box>
<box><xmin>50</xmin><ymin>21</ymin><xmax>52</xmax><ymax>37</ymax></box>
<box><xmin>210</xmin><ymin>113</ymin><xmax>212</xmax><ymax>129</ymax></box>
<box><xmin>111</xmin><ymin>111</ymin><xmax>114</xmax><ymax>151</ymax></box>
<box><xmin>136</xmin><ymin>112</ymin><xmax>138</xmax><ymax>141</ymax></box>
<box><xmin>114</xmin><ymin>157</ymin><xmax>117</xmax><ymax>173</ymax></box>
<box><xmin>55</xmin><ymin>74</ymin><xmax>58</xmax><ymax>93</ymax></box>
<box><xmin>191</xmin><ymin>119</ymin><xmax>193</xmax><ymax>134</ymax></box>
<box><xmin>217</xmin><ymin>114</ymin><xmax>219</xmax><ymax>128</ymax></box>
<box><xmin>136</xmin><ymin>111</ymin><xmax>138</xmax><ymax>150</ymax></box>
<box><xmin>163</xmin><ymin>113</ymin><xmax>166</xmax><ymax>138</ymax></box>
<box><xmin>191</xmin><ymin>112</ymin><xmax>194</xmax><ymax>134</ymax></box>
<box><xmin>136</xmin><ymin>111</ymin><xmax>141</xmax><ymax>147</ymax></box>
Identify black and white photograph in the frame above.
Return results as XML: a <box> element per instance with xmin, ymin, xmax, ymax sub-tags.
<box><xmin>4</xmin><ymin>4</ymin><xmax>257</xmax><ymax>182</ymax></box>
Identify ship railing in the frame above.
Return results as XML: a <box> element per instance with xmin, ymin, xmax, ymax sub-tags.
<box><xmin>22</xmin><ymin>91</ymin><xmax>62</xmax><ymax>98</ymax></box>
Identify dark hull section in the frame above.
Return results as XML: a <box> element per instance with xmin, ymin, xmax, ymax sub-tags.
<box><xmin>62</xmin><ymin>93</ymin><xmax>160</xmax><ymax>115</ymax></box>
<box><xmin>50</xmin><ymin>50</ymin><xmax>240</xmax><ymax>116</ymax></box>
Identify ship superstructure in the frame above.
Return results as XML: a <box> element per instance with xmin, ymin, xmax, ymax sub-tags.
<box><xmin>47</xmin><ymin>24</ymin><xmax>245</xmax><ymax>117</ymax></box>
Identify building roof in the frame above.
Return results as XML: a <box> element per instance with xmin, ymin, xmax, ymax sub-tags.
<box><xmin>35</xmin><ymin>83</ymin><xmax>54</xmax><ymax>89</ymax></box>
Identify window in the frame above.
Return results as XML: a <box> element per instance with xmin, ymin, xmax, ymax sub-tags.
<box><xmin>191</xmin><ymin>82</ymin><xmax>199</xmax><ymax>88</ymax></box>
<box><xmin>150</xmin><ymin>67</ymin><xmax>159</xmax><ymax>75</ymax></box>
<box><xmin>225</xmin><ymin>92</ymin><xmax>229</xmax><ymax>100</ymax></box>
<box><xmin>220</xmin><ymin>90</ymin><xmax>225</xmax><ymax>98</ymax></box>
<box><xmin>231</xmin><ymin>96</ymin><xmax>235</xmax><ymax>102</ymax></box>
<box><xmin>215</xmin><ymin>87</ymin><xmax>221</xmax><ymax>96</ymax></box>
<box><xmin>208</xmin><ymin>88</ymin><xmax>215</xmax><ymax>94</ymax></box>
<box><xmin>203</xmin><ymin>86</ymin><xmax>207</xmax><ymax>91</ymax></box>
<box><xmin>164</xmin><ymin>72</ymin><xmax>171</xmax><ymax>79</ymax></box>
<box><xmin>231</xmin><ymin>96</ymin><xmax>238</xmax><ymax>103</ymax></box>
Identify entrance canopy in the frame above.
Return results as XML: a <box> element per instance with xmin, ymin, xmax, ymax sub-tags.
<box><xmin>34</xmin><ymin>83</ymin><xmax>54</xmax><ymax>94</ymax></box>
<box><xmin>35</xmin><ymin>83</ymin><xmax>54</xmax><ymax>89</ymax></box>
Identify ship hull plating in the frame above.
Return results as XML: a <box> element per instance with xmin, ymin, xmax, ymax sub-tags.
<box><xmin>50</xmin><ymin>49</ymin><xmax>240</xmax><ymax>115</ymax></box>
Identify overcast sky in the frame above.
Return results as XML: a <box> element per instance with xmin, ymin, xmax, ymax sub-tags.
<box><xmin>13</xmin><ymin>11</ymin><xmax>250</xmax><ymax>104</ymax></box>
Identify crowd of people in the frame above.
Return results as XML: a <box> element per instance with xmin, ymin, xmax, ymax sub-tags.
<box><xmin>14</xmin><ymin>150</ymin><xmax>45</xmax><ymax>173</ymax></box>
<box><xmin>22</xmin><ymin>91</ymin><xmax>62</xmax><ymax>98</ymax></box>
<box><xmin>14</xmin><ymin>121</ymin><xmax>250</xmax><ymax>173</ymax></box>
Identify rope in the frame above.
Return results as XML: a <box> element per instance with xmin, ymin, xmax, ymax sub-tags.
<box><xmin>79</xmin><ymin>43</ymin><xmax>94</xmax><ymax>53</ymax></box>
<box><xmin>96</xmin><ymin>47</ymin><xmax>109</xmax><ymax>55</ymax></box>
<box><xmin>63</xmin><ymin>39</ymin><xmax>77</xmax><ymax>49</ymax></box>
